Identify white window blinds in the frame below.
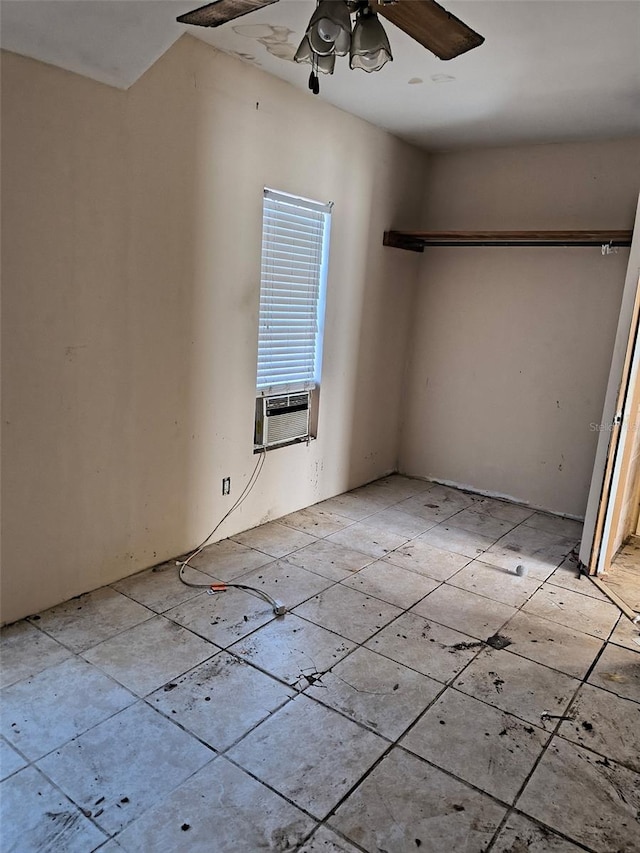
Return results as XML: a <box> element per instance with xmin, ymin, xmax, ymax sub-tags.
<box><xmin>257</xmin><ymin>188</ymin><xmax>332</xmax><ymax>394</ymax></box>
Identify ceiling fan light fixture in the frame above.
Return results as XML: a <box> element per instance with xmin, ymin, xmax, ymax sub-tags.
<box><xmin>316</xmin><ymin>52</ymin><xmax>336</xmax><ymax>75</ymax></box>
<box><xmin>308</xmin><ymin>27</ymin><xmax>338</xmax><ymax>56</ymax></box>
<box><xmin>177</xmin><ymin>0</ymin><xmax>485</xmax><ymax>82</ymax></box>
<box><xmin>307</xmin><ymin>0</ymin><xmax>352</xmax><ymax>54</ymax></box>
<box><xmin>350</xmin><ymin>45</ymin><xmax>391</xmax><ymax>72</ymax></box>
<box><xmin>333</xmin><ymin>28</ymin><xmax>351</xmax><ymax>57</ymax></box>
<box><xmin>349</xmin><ymin>7</ymin><xmax>392</xmax><ymax>72</ymax></box>
<box><xmin>295</xmin><ymin>36</ymin><xmax>336</xmax><ymax>74</ymax></box>
<box><xmin>294</xmin><ymin>34</ymin><xmax>313</xmax><ymax>63</ymax></box>
<box><xmin>316</xmin><ymin>18</ymin><xmax>340</xmax><ymax>43</ymax></box>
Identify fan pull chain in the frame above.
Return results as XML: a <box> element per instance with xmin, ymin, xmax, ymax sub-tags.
<box><xmin>308</xmin><ymin>71</ymin><xmax>320</xmax><ymax>94</ymax></box>
<box><xmin>309</xmin><ymin>53</ymin><xmax>320</xmax><ymax>95</ymax></box>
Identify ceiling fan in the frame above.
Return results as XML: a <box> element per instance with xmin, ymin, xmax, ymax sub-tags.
<box><xmin>177</xmin><ymin>0</ymin><xmax>484</xmax><ymax>93</ymax></box>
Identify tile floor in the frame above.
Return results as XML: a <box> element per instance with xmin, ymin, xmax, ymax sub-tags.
<box><xmin>605</xmin><ymin>536</ymin><xmax>640</xmax><ymax>615</ymax></box>
<box><xmin>2</xmin><ymin>475</ymin><xmax>640</xmax><ymax>852</ymax></box>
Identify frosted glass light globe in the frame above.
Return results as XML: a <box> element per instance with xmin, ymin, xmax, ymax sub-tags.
<box><xmin>317</xmin><ymin>18</ymin><xmax>340</xmax><ymax>42</ymax></box>
<box><xmin>359</xmin><ymin>52</ymin><xmax>381</xmax><ymax>69</ymax></box>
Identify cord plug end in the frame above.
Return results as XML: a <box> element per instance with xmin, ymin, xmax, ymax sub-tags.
<box><xmin>272</xmin><ymin>601</ymin><xmax>287</xmax><ymax>616</ymax></box>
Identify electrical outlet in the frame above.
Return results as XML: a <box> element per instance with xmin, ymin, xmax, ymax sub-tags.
<box><xmin>222</xmin><ymin>477</ymin><xmax>231</xmax><ymax>496</ymax></box>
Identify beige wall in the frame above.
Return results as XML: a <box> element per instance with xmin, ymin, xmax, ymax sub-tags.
<box><xmin>399</xmin><ymin>139</ymin><xmax>640</xmax><ymax>517</ymax></box>
<box><xmin>1</xmin><ymin>39</ymin><xmax>426</xmax><ymax>624</ymax></box>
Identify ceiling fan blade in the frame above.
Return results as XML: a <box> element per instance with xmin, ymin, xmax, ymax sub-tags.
<box><xmin>177</xmin><ymin>0</ymin><xmax>279</xmax><ymax>28</ymax></box>
<box><xmin>375</xmin><ymin>0</ymin><xmax>484</xmax><ymax>60</ymax></box>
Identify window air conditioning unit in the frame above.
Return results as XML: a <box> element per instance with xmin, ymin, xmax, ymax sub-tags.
<box><xmin>255</xmin><ymin>392</ymin><xmax>310</xmax><ymax>448</ymax></box>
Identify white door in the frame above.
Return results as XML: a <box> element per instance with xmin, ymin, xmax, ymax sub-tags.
<box><xmin>580</xmin><ymin>195</ymin><xmax>640</xmax><ymax>572</ymax></box>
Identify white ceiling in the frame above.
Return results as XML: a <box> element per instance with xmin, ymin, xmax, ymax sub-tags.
<box><xmin>1</xmin><ymin>0</ymin><xmax>639</xmax><ymax>150</ymax></box>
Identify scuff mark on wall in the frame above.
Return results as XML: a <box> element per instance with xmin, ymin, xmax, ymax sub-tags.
<box><xmin>232</xmin><ymin>24</ymin><xmax>298</xmax><ymax>62</ymax></box>
<box><xmin>64</xmin><ymin>345</ymin><xmax>87</xmax><ymax>362</ymax></box>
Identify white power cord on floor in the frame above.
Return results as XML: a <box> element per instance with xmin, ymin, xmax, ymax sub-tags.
<box><xmin>175</xmin><ymin>450</ymin><xmax>286</xmax><ymax>616</ymax></box>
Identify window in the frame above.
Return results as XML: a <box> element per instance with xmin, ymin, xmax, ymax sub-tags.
<box><xmin>256</xmin><ymin>188</ymin><xmax>332</xmax><ymax>396</ymax></box>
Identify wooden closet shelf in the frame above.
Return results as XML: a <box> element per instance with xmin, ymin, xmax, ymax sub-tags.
<box><xmin>383</xmin><ymin>230</ymin><xmax>633</xmax><ymax>252</ymax></box>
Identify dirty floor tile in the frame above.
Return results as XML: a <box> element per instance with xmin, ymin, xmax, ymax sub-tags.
<box><xmin>27</xmin><ymin>588</ymin><xmax>152</xmax><ymax>653</ymax></box>
<box><xmin>297</xmin><ymin>825</ymin><xmax>362</xmax><ymax>852</ymax></box>
<box><xmin>517</xmin><ymin>736</ymin><xmax>640</xmax><ymax>851</ymax></box>
<box><xmin>546</xmin><ymin>556</ymin><xmax>610</xmax><ymax>601</ymax></box>
<box><xmin>315</xmin><ymin>491</ymin><xmax>389</xmax><ymax>521</ymax></box>
<box><xmin>361</xmin><ymin>474</ymin><xmax>432</xmax><ymax>501</ymax></box>
<box><xmin>37</xmin><ymin>702</ymin><xmax>212</xmax><ymax>835</ymax></box>
<box><xmin>345</xmin><ymin>483</ymin><xmax>407</xmax><ymax>507</ymax></box>
<box><xmin>184</xmin><ymin>538</ymin><xmax>273</xmax><ymax>580</ymax></box>
<box><xmin>492</xmin><ymin>813</ymin><xmax>586</xmax><ymax>853</ymax></box>
<box><xmin>279</xmin><ymin>505</ymin><xmax>353</xmax><ymax>538</ymax></box>
<box><xmin>447</xmin><ymin>560</ymin><xmax>542</xmax><ymax>608</ymax></box>
<box><xmin>412</xmin><ymin>583</ymin><xmax>517</xmax><ymax>640</ymax></box>
<box><xmin>522</xmin><ymin>583</ymin><xmax>620</xmax><ymax>639</ymax></box>
<box><xmin>340</xmin><ymin>560</ymin><xmax>440</xmax><ymax>609</ymax></box>
<box><xmin>444</xmin><ymin>507</ymin><xmax>516</xmax><ymax>540</ymax></box>
<box><xmin>365</xmin><ymin>611</ymin><xmax>484</xmax><ymax>683</ymax></box>
<box><xmin>305</xmin><ymin>646</ymin><xmax>442</xmax><ymax>741</ymax></box>
<box><xmin>453</xmin><ymin>648</ymin><xmax>580</xmax><ymax>730</ymax></box>
<box><xmin>293</xmin><ymin>584</ymin><xmax>402</xmax><ymax>644</ymax></box>
<box><xmin>148</xmin><ymin>652</ymin><xmax>294</xmax><ymax>751</ymax></box>
<box><xmin>2</xmin><ymin>476</ymin><xmax>634</xmax><ymax>852</ymax></box>
<box><xmin>558</xmin><ymin>683</ymin><xmax>640</xmax><ymax>773</ymax></box>
<box><xmin>0</xmin><ymin>737</ymin><xmax>27</xmax><ymax>781</ymax></box>
<box><xmin>115</xmin><ymin>757</ymin><xmax>314</xmax><ymax>852</ymax></box>
<box><xmin>231</xmin><ymin>521</ymin><xmax>318</xmax><ymax>558</ymax></box>
<box><xmin>164</xmin><ymin>586</ymin><xmax>275</xmax><ymax>648</ymax></box>
<box><xmin>483</xmin><ymin>527</ymin><xmax>576</xmax><ymax>579</ymax></box>
<box><xmin>0</xmin><ymin>765</ymin><xmax>107</xmax><ymax>852</ymax></box>
<box><xmin>0</xmin><ymin>621</ymin><xmax>72</xmax><ymax>688</ymax></box>
<box><xmin>82</xmin><ymin>615</ymin><xmax>216</xmax><ymax>697</ymax></box>
<box><xmin>587</xmin><ymin>642</ymin><xmax>640</xmax><ymax>703</ymax></box>
<box><xmin>111</xmin><ymin>560</ymin><xmax>210</xmax><ymax>613</ymax></box>
<box><xmin>361</xmin><ymin>506</ymin><xmax>437</xmax><ymax>539</ymax></box>
<box><xmin>91</xmin><ymin>840</ymin><xmax>124</xmax><ymax>852</ymax></box>
<box><xmin>401</xmin><ymin>689</ymin><xmax>548</xmax><ymax>803</ymax></box>
<box><xmin>603</xmin><ymin>564</ymin><xmax>640</xmax><ymax>611</ymax></box>
<box><xmin>498</xmin><ymin>610</ymin><xmax>603</xmax><ymax>679</ymax></box>
<box><xmin>234</xmin><ymin>560</ymin><xmax>335</xmax><ymax>609</ymax></box>
<box><xmin>385</xmin><ymin>538</ymin><xmax>470</xmax><ymax>581</ymax></box>
<box><xmin>283</xmin><ymin>538</ymin><xmax>374</xmax><ymax>581</ymax></box>
<box><xmin>1</xmin><ymin>656</ymin><xmax>134</xmax><ymax>760</ymax></box>
<box><xmin>466</xmin><ymin>496</ymin><xmax>534</xmax><ymax>525</ymax></box>
<box><xmin>608</xmin><ymin>614</ymin><xmax>640</xmax><ymax>653</ymax></box>
<box><xmin>394</xmin><ymin>493</ymin><xmax>460</xmax><ymax>524</ymax></box>
<box><xmin>229</xmin><ymin>613</ymin><xmax>355</xmax><ymax>689</ymax></box>
<box><xmin>326</xmin><ymin>521</ymin><xmax>410</xmax><ymax>560</ymax></box>
<box><xmin>522</xmin><ymin>512</ymin><xmax>583</xmax><ymax>540</ymax></box>
<box><xmin>399</xmin><ymin>485</ymin><xmax>473</xmax><ymax>522</ymax></box>
<box><xmin>329</xmin><ymin>747</ymin><xmax>506</xmax><ymax>853</ymax></box>
<box><xmin>417</xmin><ymin>523</ymin><xmax>496</xmax><ymax>559</ymax></box>
<box><xmin>227</xmin><ymin>695</ymin><xmax>387</xmax><ymax>819</ymax></box>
